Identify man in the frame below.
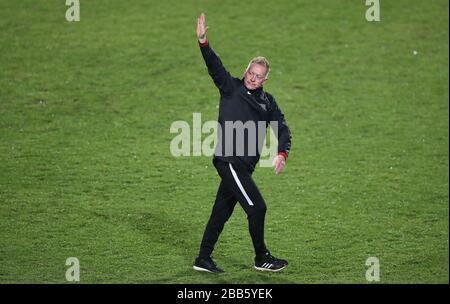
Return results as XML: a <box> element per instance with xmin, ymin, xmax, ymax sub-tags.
<box><xmin>193</xmin><ymin>13</ymin><xmax>292</xmax><ymax>273</ymax></box>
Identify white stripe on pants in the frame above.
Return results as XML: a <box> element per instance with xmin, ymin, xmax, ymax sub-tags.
<box><xmin>228</xmin><ymin>163</ymin><xmax>254</xmax><ymax>206</ymax></box>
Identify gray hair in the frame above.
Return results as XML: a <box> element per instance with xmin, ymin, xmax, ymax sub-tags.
<box><xmin>245</xmin><ymin>56</ymin><xmax>270</xmax><ymax>79</ymax></box>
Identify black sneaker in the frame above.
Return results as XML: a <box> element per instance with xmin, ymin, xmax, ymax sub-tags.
<box><xmin>193</xmin><ymin>257</ymin><xmax>224</xmax><ymax>273</ymax></box>
<box><xmin>254</xmin><ymin>251</ymin><xmax>288</xmax><ymax>272</ymax></box>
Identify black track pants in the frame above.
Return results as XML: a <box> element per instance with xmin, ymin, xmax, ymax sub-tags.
<box><xmin>198</xmin><ymin>158</ymin><xmax>268</xmax><ymax>258</ymax></box>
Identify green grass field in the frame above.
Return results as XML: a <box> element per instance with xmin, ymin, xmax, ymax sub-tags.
<box><xmin>0</xmin><ymin>0</ymin><xmax>448</xmax><ymax>283</ymax></box>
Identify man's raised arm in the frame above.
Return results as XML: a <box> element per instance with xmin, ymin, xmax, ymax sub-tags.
<box><xmin>197</xmin><ymin>13</ymin><xmax>234</xmax><ymax>95</ymax></box>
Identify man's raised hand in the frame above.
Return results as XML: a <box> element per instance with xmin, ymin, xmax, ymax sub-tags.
<box><xmin>197</xmin><ymin>13</ymin><xmax>208</xmax><ymax>43</ymax></box>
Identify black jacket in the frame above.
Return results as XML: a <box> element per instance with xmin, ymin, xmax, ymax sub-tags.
<box><xmin>200</xmin><ymin>41</ymin><xmax>292</xmax><ymax>172</ymax></box>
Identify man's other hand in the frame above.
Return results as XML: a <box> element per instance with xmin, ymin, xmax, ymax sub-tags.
<box><xmin>272</xmin><ymin>155</ymin><xmax>286</xmax><ymax>175</ymax></box>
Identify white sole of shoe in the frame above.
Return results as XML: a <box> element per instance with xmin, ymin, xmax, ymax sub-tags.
<box><xmin>254</xmin><ymin>265</ymin><xmax>287</xmax><ymax>272</ymax></box>
<box><xmin>193</xmin><ymin>265</ymin><xmax>214</xmax><ymax>273</ymax></box>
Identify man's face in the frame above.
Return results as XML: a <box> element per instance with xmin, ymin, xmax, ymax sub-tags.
<box><xmin>244</xmin><ymin>63</ymin><xmax>267</xmax><ymax>90</ymax></box>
